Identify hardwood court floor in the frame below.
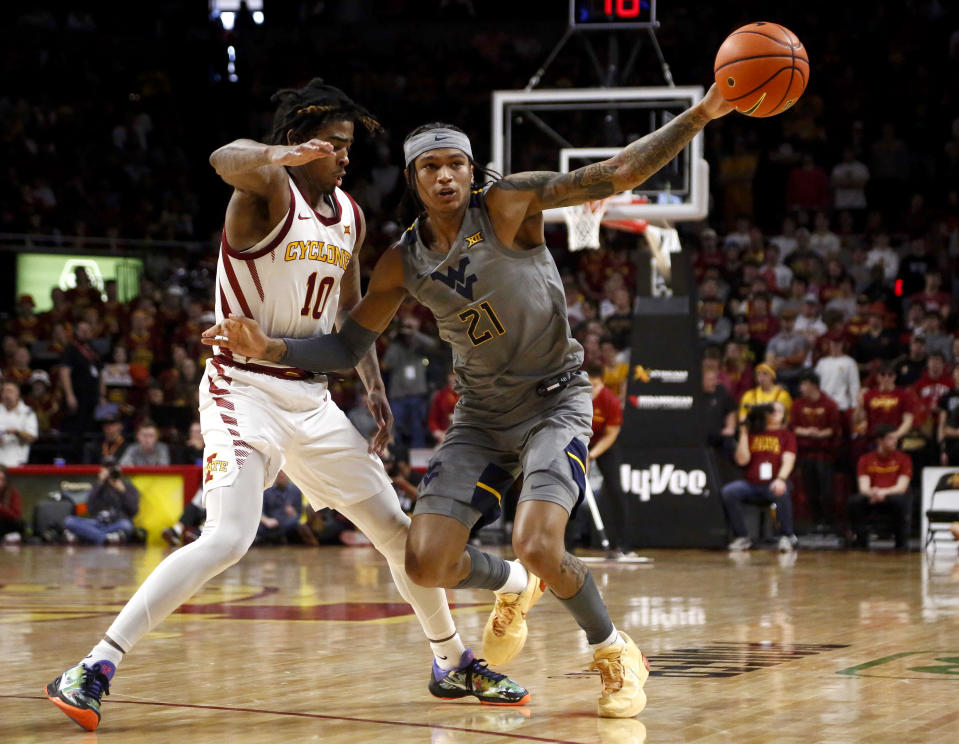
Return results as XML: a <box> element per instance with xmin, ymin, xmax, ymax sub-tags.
<box><xmin>2</xmin><ymin>542</ymin><xmax>959</xmax><ymax>744</ymax></box>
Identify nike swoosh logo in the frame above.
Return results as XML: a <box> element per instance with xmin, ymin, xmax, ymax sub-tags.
<box><xmin>298</xmin><ymin>213</ymin><xmax>312</xmax><ymax>220</ymax></box>
<box><xmin>434</xmin><ymin>135</ymin><xmax>448</xmax><ymax>141</ymax></box>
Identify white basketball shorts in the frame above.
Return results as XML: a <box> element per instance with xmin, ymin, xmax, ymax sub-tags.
<box><xmin>198</xmin><ymin>357</ymin><xmax>390</xmax><ymax>509</ymax></box>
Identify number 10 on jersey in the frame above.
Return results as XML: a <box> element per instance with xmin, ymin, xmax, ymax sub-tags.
<box><xmin>299</xmin><ymin>272</ymin><xmax>334</xmax><ymax>319</ymax></box>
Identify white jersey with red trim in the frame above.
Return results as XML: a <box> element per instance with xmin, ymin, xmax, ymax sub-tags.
<box><xmin>213</xmin><ymin>175</ymin><xmax>362</xmax><ymax>372</ymax></box>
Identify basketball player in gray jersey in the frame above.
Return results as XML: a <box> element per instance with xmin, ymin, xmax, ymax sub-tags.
<box><xmin>207</xmin><ymin>84</ymin><xmax>733</xmax><ymax>718</ymax></box>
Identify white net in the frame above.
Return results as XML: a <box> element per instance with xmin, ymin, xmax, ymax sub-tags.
<box><xmin>561</xmin><ymin>198</ymin><xmax>611</xmax><ymax>251</ymax></box>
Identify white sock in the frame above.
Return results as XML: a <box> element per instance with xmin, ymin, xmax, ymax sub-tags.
<box><xmin>495</xmin><ymin>560</ymin><xmax>529</xmax><ymax>594</ymax></box>
<box><xmin>430</xmin><ymin>633</ymin><xmax>468</xmax><ymax>670</ymax></box>
<box><xmin>589</xmin><ymin>626</ymin><xmax>625</xmax><ymax>652</ymax></box>
<box><xmin>85</xmin><ymin>639</ymin><xmax>124</xmax><ymax>670</ymax></box>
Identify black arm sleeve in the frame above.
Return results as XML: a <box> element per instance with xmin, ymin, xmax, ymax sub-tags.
<box><xmin>280</xmin><ymin>315</ymin><xmax>380</xmax><ymax>372</ymax></box>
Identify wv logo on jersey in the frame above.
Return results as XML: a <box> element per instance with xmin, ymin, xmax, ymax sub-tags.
<box><xmin>430</xmin><ymin>257</ymin><xmax>478</xmax><ymax>301</ymax></box>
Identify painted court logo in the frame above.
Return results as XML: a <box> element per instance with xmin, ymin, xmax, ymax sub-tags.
<box><xmin>839</xmin><ymin>652</ymin><xmax>959</xmax><ymax>679</ymax></box>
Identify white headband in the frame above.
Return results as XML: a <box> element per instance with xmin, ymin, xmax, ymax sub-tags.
<box><xmin>403</xmin><ymin>128</ymin><xmax>473</xmax><ymax>167</ymax></box>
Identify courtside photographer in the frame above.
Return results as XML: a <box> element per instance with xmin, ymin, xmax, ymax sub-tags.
<box><xmin>62</xmin><ymin>457</ymin><xmax>140</xmax><ymax>546</ymax></box>
<box><xmin>720</xmin><ymin>401</ymin><xmax>799</xmax><ymax>553</ymax></box>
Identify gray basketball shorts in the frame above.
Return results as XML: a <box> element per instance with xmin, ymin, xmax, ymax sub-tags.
<box><xmin>414</xmin><ymin>381</ymin><xmax>593</xmax><ymax>529</ymax></box>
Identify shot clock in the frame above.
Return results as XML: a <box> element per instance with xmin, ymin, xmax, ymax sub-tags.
<box><xmin>570</xmin><ymin>0</ymin><xmax>657</xmax><ymax>29</ymax></box>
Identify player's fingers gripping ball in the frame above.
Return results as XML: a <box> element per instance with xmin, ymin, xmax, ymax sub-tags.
<box><xmin>714</xmin><ymin>22</ymin><xmax>808</xmax><ymax>117</ymax></box>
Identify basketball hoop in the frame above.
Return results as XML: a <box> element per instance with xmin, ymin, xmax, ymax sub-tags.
<box><xmin>603</xmin><ymin>193</ymin><xmax>649</xmax><ymax>235</ymax></box>
<box><xmin>561</xmin><ymin>193</ymin><xmax>649</xmax><ymax>251</ymax></box>
<box><xmin>562</xmin><ymin>197</ymin><xmax>611</xmax><ymax>251</ymax></box>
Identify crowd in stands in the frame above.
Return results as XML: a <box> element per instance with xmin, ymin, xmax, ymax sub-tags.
<box><xmin>1</xmin><ymin>3</ymin><xmax>958</xmax><ymax>546</ymax></box>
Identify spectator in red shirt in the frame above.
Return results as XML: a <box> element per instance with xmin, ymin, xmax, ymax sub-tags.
<box><xmin>730</xmin><ymin>315</ymin><xmax>761</xmax><ymax>366</ymax></box>
<box><xmin>7</xmin><ymin>294</ymin><xmax>42</xmax><ymax>346</ymax></box>
<box><xmin>721</xmin><ymin>340</ymin><xmax>755</xmax><ymax>401</ymax></box>
<box><xmin>792</xmin><ymin>371</ymin><xmax>842</xmax><ymax>534</ymax></box>
<box><xmin>721</xmin><ymin>400</ymin><xmax>798</xmax><ymax>552</ymax></box>
<box><xmin>844</xmin><ymin>294</ymin><xmax>872</xmax><ymax>341</ymax></box>
<box><xmin>0</xmin><ymin>465</ymin><xmax>23</xmax><ymax>545</ymax></box>
<box><xmin>858</xmin><ymin>362</ymin><xmax>917</xmax><ymax>440</ymax></box>
<box><xmin>746</xmin><ymin>293</ymin><xmax>780</xmax><ymax>352</ymax></box>
<box><xmin>585</xmin><ymin>365</ymin><xmax>630</xmax><ymax>556</ymax></box>
<box><xmin>907</xmin><ymin>271</ymin><xmax>953</xmax><ymax>319</ymax></box>
<box><xmin>2</xmin><ymin>345</ymin><xmax>35</xmax><ymax>386</ymax></box>
<box><xmin>786</xmin><ymin>152</ymin><xmax>830</xmax><ymax>213</ymax></box>
<box><xmin>693</xmin><ymin>229</ymin><xmax>724</xmax><ymax>282</ymax></box>
<box><xmin>576</xmin><ymin>249</ymin><xmax>610</xmax><ymax>302</ymax></box>
<box><xmin>40</xmin><ymin>288</ymin><xmax>75</xmax><ymax>330</ymax></box>
<box><xmin>123</xmin><ymin>310</ymin><xmax>159</xmax><ymax>369</ymax></box>
<box><xmin>848</xmin><ymin>425</ymin><xmax>913</xmax><ymax>549</ymax></box>
<box><xmin>912</xmin><ymin>351</ymin><xmax>954</xmax><ymax>430</ymax></box>
<box><xmin>173</xmin><ymin>299</ymin><xmax>211</xmax><ymax>360</ymax></box>
<box><xmin>427</xmin><ymin>372</ymin><xmax>460</xmax><ymax>445</ymax></box>
<box><xmin>605</xmin><ymin>246</ymin><xmax>636</xmax><ymax>294</ymax></box>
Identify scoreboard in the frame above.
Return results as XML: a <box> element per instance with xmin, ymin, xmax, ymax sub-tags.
<box><xmin>570</xmin><ymin>0</ymin><xmax>657</xmax><ymax>29</ymax></box>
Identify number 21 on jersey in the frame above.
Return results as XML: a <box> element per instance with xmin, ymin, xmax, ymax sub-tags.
<box><xmin>458</xmin><ymin>301</ymin><xmax>505</xmax><ymax>346</ymax></box>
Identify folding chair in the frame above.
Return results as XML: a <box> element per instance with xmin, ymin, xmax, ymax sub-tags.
<box><xmin>924</xmin><ymin>471</ymin><xmax>959</xmax><ymax>553</ymax></box>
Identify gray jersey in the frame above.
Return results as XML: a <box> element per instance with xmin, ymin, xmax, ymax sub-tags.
<box><xmin>399</xmin><ymin>189</ymin><xmax>583</xmax><ymax>418</ymax></box>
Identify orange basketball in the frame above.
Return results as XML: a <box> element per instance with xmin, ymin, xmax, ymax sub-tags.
<box><xmin>714</xmin><ymin>22</ymin><xmax>809</xmax><ymax>118</ymax></box>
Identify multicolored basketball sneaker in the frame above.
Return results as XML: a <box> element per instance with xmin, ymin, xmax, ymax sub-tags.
<box><xmin>45</xmin><ymin>660</ymin><xmax>114</xmax><ymax>731</ymax></box>
<box><xmin>429</xmin><ymin>649</ymin><xmax>530</xmax><ymax>706</ymax></box>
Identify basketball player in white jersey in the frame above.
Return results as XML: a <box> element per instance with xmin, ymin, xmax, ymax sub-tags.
<box><xmin>45</xmin><ymin>79</ymin><xmax>528</xmax><ymax>732</ymax></box>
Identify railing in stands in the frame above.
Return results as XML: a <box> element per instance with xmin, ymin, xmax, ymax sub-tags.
<box><xmin>0</xmin><ymin>232</ymin><xmax>208</xmax><ymax>254</ymax></box>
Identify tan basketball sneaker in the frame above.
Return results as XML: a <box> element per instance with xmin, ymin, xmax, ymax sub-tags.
<box><xmin>591</xmin><ymin>632</ymin><xmax>650</xmax><ymax>718</ymax></box>
<box><xmin>482</xmin><ymin>569</ymin><xmax>546</xmax><ymax>666</ymax></box>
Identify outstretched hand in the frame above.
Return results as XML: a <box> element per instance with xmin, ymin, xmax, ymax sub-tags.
<box><xmin>201</xmin><ymin>314</ymin><xmax>270</xmax><ymax>359</ymax></box>
<box><xmin>270</xmin><ymin>138</ymin><xmax>336</xmax><ymax>167</ymax></box>
<box><xmin>365</xmin><ymin>389</ymin><xmax>394</xmax><ymax>456</ymax></box>
<box><xmin>700</xmin><ymin>84</ymin><xmax>735</xmax><ymax>120</ymax></box>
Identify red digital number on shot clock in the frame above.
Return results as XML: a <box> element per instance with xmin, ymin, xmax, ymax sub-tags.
<box><xmin>604</xmin><ymin>0</ymin><xmax>642</xmax><ymax>17</ymax></box>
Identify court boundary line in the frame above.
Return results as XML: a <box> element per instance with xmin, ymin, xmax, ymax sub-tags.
<box><xmin>4</xmin><ymin>694</ymin><xmax>588</xmax><ymax>743</ymax></box>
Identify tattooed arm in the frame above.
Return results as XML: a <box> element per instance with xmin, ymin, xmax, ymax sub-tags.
<box><xmin>488</xmin><ymin>84</ymin><xmax>732</xmax><ymax>218</ymax></box>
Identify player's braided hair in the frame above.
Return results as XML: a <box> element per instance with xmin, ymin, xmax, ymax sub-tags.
<box><xmin>269</xmin><ymin>78</ymin><xmax>382</xmax><ymax>145</ymax></box>
<box><xmin>401</xmin><ymin>122</ymin><xmax>500</xmax><ymax>219</ymax></box>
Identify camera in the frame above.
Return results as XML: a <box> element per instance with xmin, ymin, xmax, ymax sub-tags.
<box><xmin>744</xmin><ymin>403</ymin><xmax>773</xmax><ymax>434</ymax></box>
<box><xmin>108</xmin><ymin>466</ymin><xmax>123</xmax><ymax>481</ymax></box>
